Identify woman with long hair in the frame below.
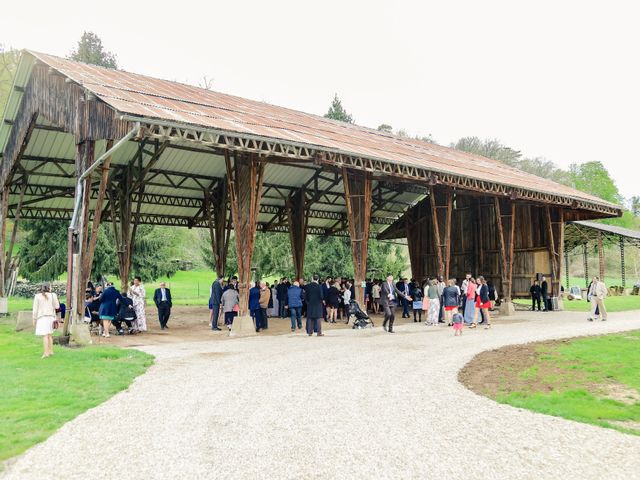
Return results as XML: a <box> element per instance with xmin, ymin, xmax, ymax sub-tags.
<box><xmin>463</xmin><ymin>276</ymin><xmax>477</xmax><ymax>325</ymax></box>
<box><xmin>32</xmin><ymin>283</ymin><xmax>60</xmax><ymax>358</ymax></box>
<box><xmin>470</xmin><ymin>276</ymin><xmax>492</xmax><ymax>329</ymax></box>
<box><xmin>326</xmin><ymin>281</ymin><xmax>340</xmax><ymax>323</ymax></box>
<box><xmin>426</xmin><ymin>279</ymin><xmax>440</xmax><ymax>326</ymax></box>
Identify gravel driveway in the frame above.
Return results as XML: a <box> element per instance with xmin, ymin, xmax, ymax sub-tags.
<box><xmin>4</xmin><ymin>310</ymin><xmax>640</xmax><ymax>480</ymax></box>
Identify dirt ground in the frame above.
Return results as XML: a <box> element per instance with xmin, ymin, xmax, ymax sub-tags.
<box><xmin>95</xmin><ymin>305</ymin><xmax>519</xmax><ymax>347</ymax></box>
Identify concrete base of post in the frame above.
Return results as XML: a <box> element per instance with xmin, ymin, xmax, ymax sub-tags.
<box><xmin>499</xmin><ymin>301</ymin><xmax>515</xmax><ymax>316</ymax></box>
<box><xmin>229</xmin><ymin>315</ymin><xmax>257</xmax><ymax>337</ymax></box>
<box><xmin>70</xmin><ymin>322</ymin><xmax>93</xmax><ymax>345</ymax></box>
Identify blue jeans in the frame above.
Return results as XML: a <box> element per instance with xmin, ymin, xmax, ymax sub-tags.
<box><xmin>290</xmin><ymin>307</ymin><xmax>302</xmax><ymax>330</ymax></box>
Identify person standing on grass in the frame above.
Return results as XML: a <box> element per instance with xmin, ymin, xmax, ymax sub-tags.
<box><xmin>588</xmin><ymin>276</ymin><xmax>608</xmax><ymax>322</ymax></box>
<box><xmin>32</xmin><ymin>283</ymin><xmax>60</xmax><ymax>358</ymax></box>
<box><xmin>287</xmin><ymin>280</ymin><xmax>304</xmax><ymax>332</ymax></box>
<box><xmin>304</xmin><ymin>274</ymin><xmax>325</xmax><ymax>336</ymax></box>
<box><xmin>153</xmin><ymin>282</ymin><xmax>172</xmax><ymax>330</ymax></box>
<box><xmin>128</xmin><ymin>276</ymin><xmax>147</xmax><ymax>333</ymax></box>
<box><xmin>530</xmin><ymin>279</ymin><xmax>542</xmax><ymax>311</ymax></box>
<box><xmin>99</xmin><ymin>282</ymin><xmax>123</xmax><ymax>338</ymax></box>
<box><xmin>221</xmin><ymin>285</ymin><xmax>239</xmax><ymax>330</ymax></box>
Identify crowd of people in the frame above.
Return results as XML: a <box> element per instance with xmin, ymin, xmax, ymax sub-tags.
<box><xmin>83</xmin><ymin>278</ymin><xmax>172</xmax><ymax>336</ymax></box>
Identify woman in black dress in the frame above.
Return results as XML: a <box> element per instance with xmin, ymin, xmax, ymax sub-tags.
<box><xmin>326</xmin><ymin>282</ymin><xmax>340</xmax><ymax>323</ymax></box>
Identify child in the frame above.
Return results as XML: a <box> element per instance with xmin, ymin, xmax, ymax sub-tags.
<box><xmin>452</xmin><ymin>312</ymin><xmax>464</xmax><ymax>336</ymax></box>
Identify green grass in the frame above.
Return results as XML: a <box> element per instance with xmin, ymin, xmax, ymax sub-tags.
<box><xmin>0</xmin><ymin>325</ymin><xmax>153</xmax><ymax>463</ymax></box>
<box><xmin>496</xmin><ymin>331</ymin><xmax>640</xmax><ymax>436</ymax></box>
<box><xmin>562</xmin><ymin>295</ymin><xmax>640</xmax><ymax>313</ymax></box>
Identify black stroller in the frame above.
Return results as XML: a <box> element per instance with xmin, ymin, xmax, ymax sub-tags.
<box><xmin>349</xmin><ymin>300</ymin><xmax>373</xmax><ymax>329</ymax></box>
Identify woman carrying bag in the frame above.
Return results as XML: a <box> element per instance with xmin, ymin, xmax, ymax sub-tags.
<box><xmin>32</xmin><ymin>283</ymin><xmax>60</xmax><ymax>358</ymax></box>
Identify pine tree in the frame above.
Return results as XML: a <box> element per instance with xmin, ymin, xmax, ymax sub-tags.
<box><xmin>324</xmin><ymin>94</ymin><xmax>354</xmax><ymax>123</ymax></box>
<box><xmin>69</xmin><ymin>32</ymin><xmax>118</xmax><ymax>69</ymax></box>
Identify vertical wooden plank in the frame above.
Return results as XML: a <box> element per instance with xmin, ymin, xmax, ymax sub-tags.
<box><xmin>226</xmin><ymin>152</ymin><xmax>266</xmax><ymax>318</ymax></box>
<box><xmin>343</xmin><ymin>168</ymin><xmax>372</xmax><ymax>303</ymax></box>
<box><xmin>429</xmin><ymin>187</ymin><xmax>444</xmax><ymax>278</ymax></box>
<box><xmin>544</xmin><ymin>206</ymin><xmax>557</xmax><ymax>290</ymax></box>
<box><xmin>287</xmin><ymin>188</ymin><xmax>307</xmax><ymax>281</ymax></box>
<box><xmin>507</xmin><ymin>201</ymin><xmax>516</xmax><ymax>300</ymax></box>
<box><xmin>444</xmin><ymin>191</ymin><xmax>453</xmax><ymax>280</ymax></box>
<box><xmin>83</xmin><ymin>139</ymin><xmax>113</xmax><ymax>280</ymax></box>
<box><xmin>597</xmin><ymin>230</ymin><xmax>605</xmax><ymax>280</ymax></box>
<box><xmin>494</xmin><ymin>197</ymin><xmax>508</xmax><ymax>298</ymax></box>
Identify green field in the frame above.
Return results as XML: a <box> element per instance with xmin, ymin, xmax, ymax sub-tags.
<box><xmin>562</xmin><ymin>295</ymin><xmax>640</xmax><ymax>313</ymax></box>
<box><xmin>495</xmin><ymin>331</ymin><xmax>640</xmax><ymax>436</ymax></box>
<box><xmin>0</xmin><ymin>324</ymin><xmax>153</xmax><ymax>464</ymax></box>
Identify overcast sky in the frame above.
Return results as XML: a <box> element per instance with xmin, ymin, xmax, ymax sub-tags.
<box><xmin>2</xmin><ymin>0</ymin><xmax>638</xmax><ymax>200</ymax></box>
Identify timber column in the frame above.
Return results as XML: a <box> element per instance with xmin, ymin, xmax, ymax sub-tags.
<box><xmin>545</xmin><ymin>206</ymin><xmax>565</xmax><ymax>310</ymax></box>
<box><xmin>226</xmin><ymin>152</ymin><xmax>266</xmax><ymax>336</ymax></box>
<box><xmin>429</xmin><ymin>186</ymin><xmax>453</xmax><ymax>280</ymax></box>
<box><xmin>342</xmin><ymin>168</ymin><xmax>372</xmax><ymax>304</ymax></box>
<box><xmin>495</xmin><ymin>198</ymin><xmax>516</xmax><ymax>316</ymax></box>
<box><xmin>287</xmin><ymin>188</ymin><xmax>307</xmax><ymax>281</ymax></box>
<box><xmin>204</xmin><ymin>179</ymin><xmax>230</xmax><ymax>277</ymax></box>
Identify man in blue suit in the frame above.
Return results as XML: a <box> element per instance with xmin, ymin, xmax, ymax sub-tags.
<box><xmin>153</xmin><ymin>282</ymin><xmax>172</xmax><ymax>330</ymax></box>
<box><xmin>209</xmin><ymin>277</ymin><xmax>223</xmax><ymax>331</ymax></box>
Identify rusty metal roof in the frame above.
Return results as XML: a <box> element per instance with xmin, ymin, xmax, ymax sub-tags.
<box><xmin>6</xmin><ymin>51</ymin><xmax>622</xmax><ymax>215</ymax></box>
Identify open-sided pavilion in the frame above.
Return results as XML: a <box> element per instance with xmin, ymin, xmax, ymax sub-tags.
<box><xmin>0</xmin><ymin>51</ymin><xmax>622</xmax><ymax>338</ymax></box>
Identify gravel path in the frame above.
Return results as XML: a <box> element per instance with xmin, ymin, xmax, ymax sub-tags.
<box><xmin>4</xmin><ymin>310</ymin><xmax>640</xmax><ymax>480</ymax></box>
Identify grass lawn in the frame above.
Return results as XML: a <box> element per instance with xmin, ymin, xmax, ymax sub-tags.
<box><xmin>0</xmin><ymin>325</ymin><xmax>153</xmax><ymax>465</ymax></box>
<box><xmin>562</xmin><ymin>295</ymin><xmax>640</xmax><ymax>313</ymax></box>
<box><xmin>496</xmin><ymin>331</ymin><xmax>640</xmax><ymax>436</ymax></box>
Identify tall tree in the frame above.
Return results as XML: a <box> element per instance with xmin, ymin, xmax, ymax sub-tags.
<box><xmin>324</xmin><ymin>94</ymin><xmax>353</xmax><ymax>123</ymax></box>
<box><xmin>568</xmin><ymin>161</ymin><xmax>621</xmax><ymax>204</ymax></box>
<box><xmin>451</xmin><ymin>137</ymin><xmax>522</xmax><ymax>166</ymax></box>
<box><xmin>69</xmin><ymin>32</ymin><xmax>118</xmax><ymax>68</ymax></box>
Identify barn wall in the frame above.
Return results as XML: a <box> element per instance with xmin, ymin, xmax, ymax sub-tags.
<box><xmin>406</xmin><ymin>194</ymin><xmax>558</xmax><ymax>298</ymax></box>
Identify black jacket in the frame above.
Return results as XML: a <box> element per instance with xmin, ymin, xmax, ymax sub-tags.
<box><xmin>541</xmin><ymin>281</ymin><xmax>549</xmax><ymax>298</ymax></box>
<box><xmin>530</xmin><ymin>284</ymin><xmax>541</xmax><ymax>297</ymax></box>
<box><xmin>153</xmin><ymin>288</ymin><xmax>172</xmax><ymax>307</ymax></box>
<box><xmin>304</xmin><ymin>282</ymin><xmax>324</xmax><ymax>319</ymax></box>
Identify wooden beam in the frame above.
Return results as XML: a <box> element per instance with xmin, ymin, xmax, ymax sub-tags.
<box><xmin>544</xmin><ymin>206</ymin><xmax>558</xmax><ymax>291</ymax></box>
<box><xmin>429</xmin><ymin>187</ymin><xmax>443</xmax><ymax>278</ymax></box>
<box><xmin>83</xmin><ymin>140</ymin><xmax>113</xmax><ymax>280</ymax></box>
<box><xmin>226</xmin><ymin>151</ymin><xmax>266</xmax><ymax>318</ymax></box>
<box><xmin>5</xmin><ymin>180</ymin><xmax>27</xmax><ymax>284</ymax></box>
<box><xmin>287</xmin><ymin>188</ymin><xmax>308</xmax><ymax>281</ymax></box>
<box><xmin>342</xmin><ymin>168</ymin><xmax>372</xmax><ymax>303</ymax></box>
<box><xmin>494</xmin><ymin>197</ymin><xmax>509</xmax><ymax>299</ymax></box>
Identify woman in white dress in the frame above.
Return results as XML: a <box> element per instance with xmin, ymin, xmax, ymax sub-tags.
<box><xmin>32</xmin><ymin>283</ymin><xmax>60</xmax><ymax>358</ymax></box>
<box><xmin>128</xmin><ymin>276</ymin><xmax>147</xmax><ymax>332</ymax></box>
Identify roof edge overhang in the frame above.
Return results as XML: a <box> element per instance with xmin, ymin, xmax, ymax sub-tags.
<box><xmin>120</xmin><ymin>113</ymin><xmax>622</xmax><ymax>219</ymax></box>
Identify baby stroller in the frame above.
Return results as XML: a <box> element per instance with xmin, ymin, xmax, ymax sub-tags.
<box><xmin>349</xmin><ymin>300</ymin><xmax>373</xmax><ymax>329</ymax></box>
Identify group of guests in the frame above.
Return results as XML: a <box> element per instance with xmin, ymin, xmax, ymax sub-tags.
<box><xmin>84</xmin><ymin>278</ymin><xmax>173</xmax><ymax>336</ymax></box>
<box><xmin>84</xmin><ymin>277</ymin><xmax>148</xmax><ymax>337</ymax></box>
<box><xmin>370</xmin><ymin>274</ymin><xmax>495</xmax><ymax>334</ymax></box>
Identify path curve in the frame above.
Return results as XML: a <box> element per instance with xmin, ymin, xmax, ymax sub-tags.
<box><xmin>4</xmin><ymin>310</ymin><xmax>640</xmax><ymax>480</ymax></box>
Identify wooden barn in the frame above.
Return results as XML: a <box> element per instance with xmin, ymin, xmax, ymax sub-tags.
<box><xmin>0</xmin><ymin>51</ymin><xmax>621</xmax><ymax>338</ymax></box>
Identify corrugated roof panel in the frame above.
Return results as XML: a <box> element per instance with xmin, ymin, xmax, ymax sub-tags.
<box><xmin>23</xmin><ymin>50</ymin><xmax>620</xmax><ymax>212</ymax></box>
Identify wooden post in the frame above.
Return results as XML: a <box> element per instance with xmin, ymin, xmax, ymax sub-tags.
<box><xmin>494</xmin><ymin>198</ymin><xmax>508</xmax><ymax>297</ymax></box>
<box><xmin>428</xmin><ymin>186</ymin><xmax>453</xmax><ymax>280</ymax></box>
<box><xmin>225</xmin><ymin>152</ymin><xmax>266</xmax><ymax>335</ymax></box>
<box><xmin>343</xmin><ymin>168</ymin><xmax>372</xmax><ymax>304</ymax></box>
<box><xmin>82</xmin><ymin>140</ymin><xmax>113</xmax><ymax>284</ymax></box>
<box><xmin>211</xmin><ymin>179</ymin><xmax>230</xmax><ymax>277</ymax></box>
<box><xmin>583</xmin><ymin>244</ymin><xmax>589</xmax><ymax>287</ymax></box>
<box><xmin>620</xmin><ymin>237</ymin><xmax>625</xmax><ymax>289</ymax></box>
<box><xmin>495</xmin><ymin>197</ymin><xmax>516</xmax><ymax>314</ymax></box>
<box><xmin>597</xmin><ymin>231</ymin><xmax>605</xmax><ymax>281</ymax></box>
<box><xmin>0</xmin><ymin>185</ymin><xmax>9</xmax><ymax>299</ymax></box>
<box><xmin>287</xmin><ymin>188</ymin><xmax>308</xmax><ymax>281</ymax></box>
<box><xmin>544</xmin><ymin>206</ymin><xmax>558</xmax><ymax>289</ymax></box>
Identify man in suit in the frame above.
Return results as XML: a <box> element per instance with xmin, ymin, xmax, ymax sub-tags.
<box><xmin>304</xmin><ymin>274</ymin><xmax>324</xmax><ymax>336</ymax></box>
<box><xmin>380</xmin><ymin>275</ymin><xmax>411</xmax><ymax>333</ymax></box>
<box><xmin>530</xmin><ymin>279</ymin><xmax>542</xmax><ymax>311</ymax></box>
<box><xmin>153</xmin><ymin>282</ymin><xmax>172</xmax><ymax>330</ymax></box>
<box><xmin>541</xmin><ymin>276</ymin><xmax>550</xmax><ymax>312</ymax></box>
<box><xmin>209</xmin><ymin>277</ymin><xmax>223</xmax><ymax>331</ymax></box>
<box><xmin>276</xmin><ymin>277</ymin><xmax>289</xmax><ymax>318</ymax></box>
